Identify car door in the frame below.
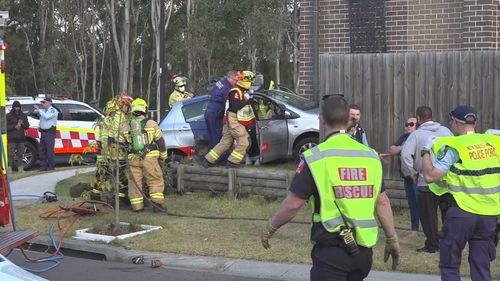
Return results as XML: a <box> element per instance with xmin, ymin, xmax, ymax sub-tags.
<box><xmin>253</xmin><ymin>97</ymin><xmax>288</xmax><ymax>163</ymax></box>
<box><xmin>175</xmin><ymin>99</ymin><xmax>208</xmax><ymax>147</ymax></box>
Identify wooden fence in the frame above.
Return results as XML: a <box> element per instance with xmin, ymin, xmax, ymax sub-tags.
<box><xmin>319</xmin><ymin>51</ymin><xmax>500</xmax><ymax>180</ymax></box>
<box><xmin>175</xmin><ymin>164</ymin><xmax>409</xmax><ymax>207</ymax></box>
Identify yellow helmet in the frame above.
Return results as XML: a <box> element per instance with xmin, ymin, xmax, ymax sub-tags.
<box><xmin>173</xmin><ymin>76</ymin><xmax>187</xmax><ymax>87</ymax></box>
<box><xmin>105</xmin><ymin>99</ymin><xmax>120</xmax><ymax>115</ymax></box>
<box><xmin>236</xmin><ymin>70</ymin><xmax>255</xmax><ymax>90</ymax></box>
<box><xmin>131</xmin><ymin>98</ymin><xmax>148</xmax><ymax>114</ymax></box>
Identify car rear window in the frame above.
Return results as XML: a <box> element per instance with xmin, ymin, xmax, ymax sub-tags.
<box><xmin>182</xmin><ymin>100</ymin><xmax>208</xmax><ymax>123</ymax></box>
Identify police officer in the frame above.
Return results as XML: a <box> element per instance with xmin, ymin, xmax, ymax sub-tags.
<box><xmin>168</xmin><ymin>76</ymin><xmax>193</xmax><ymax>108</ymax></box>
<box><xmin>261</xmin><ymin>95</ymin><xmax>400</xmax><ymax>281</ymax></box>
<box><xmin>422</xmin><ymin>105</ymin><xmax>500</xmax><ymax>281</ymax></box>
<box><xmin>34</xmin><ymin>98</ymin><xmax>58</xmax><ymax>171</ymax></box>
<box><xmin>204</xmin><ymin>71</ymin><xmax>238</xmax><ymax>149</ymax></box>
<box><xmin>128</xmin><ymin>98</ymin><xmax>168</xmax><ymax>212</ymax></box>
<box><xmin>202</xmin><ymin>71</ymin><xmax>255</xmax><ymax>168</ymax></box>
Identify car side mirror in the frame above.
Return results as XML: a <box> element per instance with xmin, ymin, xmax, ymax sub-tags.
<box><xmin>285</xmin><ymin>110</ymin><xmax>300</xmax><ymax>119</ymax></box>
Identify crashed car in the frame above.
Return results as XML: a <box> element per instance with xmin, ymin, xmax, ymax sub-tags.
<box><xmin>159</xmin><ymin>89</ymin><xmax>319</xmax><ymax>163</ymax></box>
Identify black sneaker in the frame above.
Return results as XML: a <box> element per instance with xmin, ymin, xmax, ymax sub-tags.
<box><xmin>417</xmin><ymin>246</ymin><xmax>438</xmax><ymax>253</ymax></box>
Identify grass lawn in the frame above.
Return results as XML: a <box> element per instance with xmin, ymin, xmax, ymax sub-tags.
<box><xmin>14</xmin><ymin>171</ymin><xmax>500</xmax><ymax>279</ymax></box>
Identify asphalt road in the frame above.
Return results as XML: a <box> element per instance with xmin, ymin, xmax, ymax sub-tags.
<box><xmin>8</xmin><ymin>251</ymin><xmax>280</xmax><ymax>281</ymax></box>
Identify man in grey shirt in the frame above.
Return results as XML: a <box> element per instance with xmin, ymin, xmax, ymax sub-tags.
<box><xmin>401</xmin><ymin>106</ymin><xmax>453</xmax><ymax>253</ymax></box>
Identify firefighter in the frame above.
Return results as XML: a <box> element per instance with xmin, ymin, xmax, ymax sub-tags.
<box><xmin>168</xmin><ymin>76</ymin><xmax>193</xmax><ymax>108</ymax></box>
<box><xmin>201</xmin><ymin>71</ymin><xmax>255</xmax><ymax>168</ymax></box>
<box><xmin>128</xmin><ymin>98</ymin><xmax>168</xmax><ymax>212</ymax></box>
<box><xmin>91</xmin><ymin>95</ymin><xmax>133</xmax><ymax>207</ymax></box>
<box><xmin>261</xmin><ymin>95</ymin><xmax>400</xmax><ymax>280</ymax></box>
<box><xmin>422</xmin><ymin>105</ymin><xmax>500</xmax><ymax>281</ymax></box>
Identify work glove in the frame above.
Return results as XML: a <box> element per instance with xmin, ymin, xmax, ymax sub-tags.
<box><xmin>384</xmin><ymin>234</ymin><xmax>400</xmax><ymax>270</ymax></box>
<box><xmin>260</xmin><ymin>221</ymin><xmax>277</xmax><ymax>250</ymax></box>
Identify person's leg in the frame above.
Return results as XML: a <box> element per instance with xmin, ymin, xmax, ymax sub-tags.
<box><xmin>310</xmin><ymin>246</ymin><xmax>349</xmax><ymax>281</ymax></box>
<box><xmin>439</xmin><ymin>207</ymin><xmax>475</xmax><ymax>281</ymax></box>
<box><xmin>46</xmin><ymin>131</ymin><xmax>56</xmax><ymax>170</ymax></box>
<box><xmin>144</xmin><ymin>157</ymin><xmax>165</xmax><ymax>206</ymax></box>
<box><xmin>16</xmin><ymin>142</ymin><xmax>25</xmax><ymax>172</ymax></box>
<box><xmin>418</xmin><ymin>190</ymin><xmax>439</xmax><ymax>251</ymax></box>
<box><xmin>127</xmin><ymin>161</ymin><xmax>144</xmax><ymax>211</ymax></box>
<box><xmin>228</xmin><ymin>124</ymin><xmax>249</xmax><ymax>164</ymax></box>
<box><xmin>404</xmin><ymin>177</ymin><xmax>419</xmax><ymax>231</ymax></box>
<box><xmin>468</xmin><ymin>215</ymin><xmax>497</xmax><ymax>281</ymax></box>
<box><xmin>205</xmin><ymin>110</ymin><xmax>222</xmax><ymax>149</ymax></box>
<box><xmin>39</xmin><ymin>133</ymin><xmax>48</xmax><ymax>169</ymax></box>
<box><xmin>205</xmin><ymin>123</ymin><xmax>233</xmax><ymax>164</ymax></box>
<box><xmin>7</xmin><ymin>142</ymin><xmax>16</xmax><ymax>171</ymax></box>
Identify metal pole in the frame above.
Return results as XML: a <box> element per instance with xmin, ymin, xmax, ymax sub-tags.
<box><xmin>158</xmin><ymin>0</ymin><xmax>166</xmax><ymax>122</ymax></box>
<box><xmin>313</xmin><ymin>0</ymin><xmax>324</xmax><ymax>141</ymax></box>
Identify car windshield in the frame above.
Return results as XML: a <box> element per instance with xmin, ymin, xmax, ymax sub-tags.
<box><xmin>261</xmin><ymin>90</ymin><xmax>316</xmax><ymax>111</ymax></box>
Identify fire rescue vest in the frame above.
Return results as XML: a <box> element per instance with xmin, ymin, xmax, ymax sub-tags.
<box><xmin>429</xmin><ymin>133</ymin><xmax>500</xmax><ymax>216</ymax></box>
<box><xmin>303</xmin><ymin>133</ymin><xmax>382</xmax><ymax>247</ymax></box>
<box><xmin>224</xmin><ymin>87</ymin><xmax>255</xmax><ymax>126</ymax></box>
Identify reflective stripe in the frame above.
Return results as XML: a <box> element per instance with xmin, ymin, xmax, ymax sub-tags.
<box><xmin>150</xmin><ymin>192</ymin><xmax>164</xmax><ymax>199</ymax></box>
<box><xmin>130</xmin><ymin>197</ymin><xmax>143</xmax><ymax>204</ymax></box>
<box><xmin>209</xmin><ymin>150</ymin><xmax>220</xmax><ymax>159</ymax></box>
<box><xmin>305</xmin><ymin>147</ymin><xmax>380</xmax><ymax>164</ymax></box>
<box><xmin>323</xmin><ymin>217</ymin><xmax>378</xmax><ymax>229</ymax></box>
<box><xmin>448</xmin><ymin>184</ymin><xmax>500</xmax><ymax>195</ymax></box>
<box><xmin>91</xmin><ymin>189</ymin><xmax>101</xmax><ymax>194</ymax></box>
<box><xmin>231</xmin><ymin>151</ymin><xmax>244</xmax><ymax>160</ymax></box>
<box><xmin>450</xmin><ymin>166</ymin><xmax>500</xmax><ymax>176</ymax></box>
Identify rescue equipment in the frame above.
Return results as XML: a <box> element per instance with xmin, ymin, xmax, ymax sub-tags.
<box><xmin>130</xmin><ymin>118</ymin><xmax>145</xmax><ymax>153</ymax></box>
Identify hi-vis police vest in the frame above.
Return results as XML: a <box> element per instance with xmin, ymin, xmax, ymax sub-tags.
<box><xmin>303</xmin><ymin>133</ymin><xmax>383</xmax><ymax>247</ymax></box>
<box><xmin>429</xmin><ymin>133</ymin><xmax>500</xmax><ymax>216</ymax></box>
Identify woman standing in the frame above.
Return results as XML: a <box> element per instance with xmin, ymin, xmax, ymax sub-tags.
<box><xmin>389</xmin><ymin>116</ymin><xmax>419</xmax><ymax>236</ymax></box>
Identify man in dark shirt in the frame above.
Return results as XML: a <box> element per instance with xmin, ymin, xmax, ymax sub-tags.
<box><xmin>202</xmin><ymin>71</ymin><xmax>255</xmax><ymax>168</ymax></box>
<box><xmin>6</xmin><ymin>100</ymin><xmax>29</xmax><ymax>172</ymax></box>
<box><xmin>261</xmin><ymin>95</ymin><xmax>400</xmax><ymax>281</ymax></box>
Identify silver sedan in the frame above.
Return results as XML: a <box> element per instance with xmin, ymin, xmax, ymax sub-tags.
<box><xmin>159</xmin><ymin>89</ymin><xmax>319</xmax><ymax>163</ymax></box>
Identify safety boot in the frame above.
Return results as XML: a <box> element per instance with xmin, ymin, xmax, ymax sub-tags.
<box><xmin>226</xmin><ymin>161</ymin><xmax>243</xmax><ymax>169</ymax></box>
<box><xmin>151</xmin><ymin>201</ymin><xmax>166</xmax><ymax>213</ymax></box>
<box><xmin>194</xmin><ymin>155</ymin><xmax>215</xmax><ymax>168</ymax></box>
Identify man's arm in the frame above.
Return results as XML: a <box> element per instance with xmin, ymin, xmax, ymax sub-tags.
<box><xmin>389</xmin><ymin>145</ymin><xmax>402</xmax><ymax>155</ymax></box>
<box><xmin>400</xmin><ymin>133</ymin><xmax>417</xmax><ymax>177</ymax></box>
<box><xmin>376</xmin><ymin>192</ymin><xmax>397</xmax><ymax>238</ymax></box>
<box><xmin>422</xmin><ymin>148</ymin><xmax>459</xmax><ymax>183</ymax></box>
<box><xmin>376</xmin><ymin>191</ymin><xmax>400</xmax><ymax>270</ymax></box>
<box><xmin>268</xmin><ymin>192</ymin><xmax>307</xmax><ymax>230</ymax></box>
<box><xmin>362</xmin><ymin>132</ymin><xmax>369</xmax><ymax>147</ymax></box>
<box><xmin>39</xmin><ymin>108</ymin><xmax>58</xmax><ymax>120</ymax></box>
<box><xmin>21</xmin><ymin>114</ymin><xmax>30</xmax><ymax>129</ymax></box>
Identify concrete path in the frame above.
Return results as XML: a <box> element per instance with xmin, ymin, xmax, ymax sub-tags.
<box><xmin>10</xmin><ymin>167</ymin><xmax>96</xmax><ymax>199</ymax></box>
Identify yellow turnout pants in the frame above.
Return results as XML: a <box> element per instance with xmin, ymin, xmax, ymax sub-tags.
<box><xmin>128</xmin><ymin>156</ymin><xmax>165</xmax><ymax>210</ymax></box>
<box><xmin>205</xmin><ymin>112</ymin><xmax>249</xmax><ymax>165</ymax></box>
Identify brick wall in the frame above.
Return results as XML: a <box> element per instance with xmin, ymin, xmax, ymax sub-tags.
<box><xmin>299</xmin><ymin>0</ymin><xmax>500</xmax><ymax>98</ymax></box>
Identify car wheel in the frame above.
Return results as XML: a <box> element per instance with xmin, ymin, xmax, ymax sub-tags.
<box><xmin>293</xmin><ymin>137</ymin><xmax>318</xmax><ymax>163</ymax></box>
<box><xmin>22</xmin><ymin>141</ymin><xmax>38</xmax><ymax>170</ymax></box>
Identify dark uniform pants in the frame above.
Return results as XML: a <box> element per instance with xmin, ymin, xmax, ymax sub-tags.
<box><xmin>311</xmin><ymin>245</ymin><xmax>373</xmax><ymax>281</ymax></box>
<box><xmin>439</xmin><ymin>207</ymin><xmax>497</xmax><ymax>281</ymax></box>
<box><xmin>418</xmin><ymin>188</ymin><xmax>448</xmax><ymax>250</ymax></box>
<box><xmin>39</xmin><ymin>130</ymin><xmax>56</xmax><ymax>169</ymax></box>
<box><xmin>204</xmin><ymin>108</ymin><xmax>224</xmax><ymax>149</ymax></box>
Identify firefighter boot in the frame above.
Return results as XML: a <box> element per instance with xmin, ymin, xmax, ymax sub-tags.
<box><xmin>151</xmin><ymin>201</ymin><xmax>166</xmax><ymax>213</ymax></box>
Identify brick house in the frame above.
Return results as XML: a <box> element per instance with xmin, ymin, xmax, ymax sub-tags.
<box><xmin>299</xmin><ymin>0</ymin><xmax>500</xmax><ymax>100</ymax></box>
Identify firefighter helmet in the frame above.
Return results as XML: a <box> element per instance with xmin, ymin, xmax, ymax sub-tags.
<box><xmin>173</xmin><ymin>76</ymin><xmax>187</xmax><ymax>87</ymax></box>
<box><xmin>120</xmin><ymin>95</ymin><xmax>134</xmax><ymax>105</ymax></box>
<box><xmin>131</xmin><ymin>98</ymin><xmax>148</xmax><ymax>114</ymax></box>
<box><xmin>236</xmin><ymin>70</ymin><xmax>255</xmax><ymax>90</ymax></box>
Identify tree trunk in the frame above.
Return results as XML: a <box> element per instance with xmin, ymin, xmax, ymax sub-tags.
<box><xmin>187</xmin><ymin>0</ymin><xmax>194</xmax><ymax>90</ymax></box>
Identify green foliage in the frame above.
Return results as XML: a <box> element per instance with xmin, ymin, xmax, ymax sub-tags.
<box><xmin>4</xmin><ymin>0</ymin><xmax>296</xmax><ymax>102</ymax></box>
